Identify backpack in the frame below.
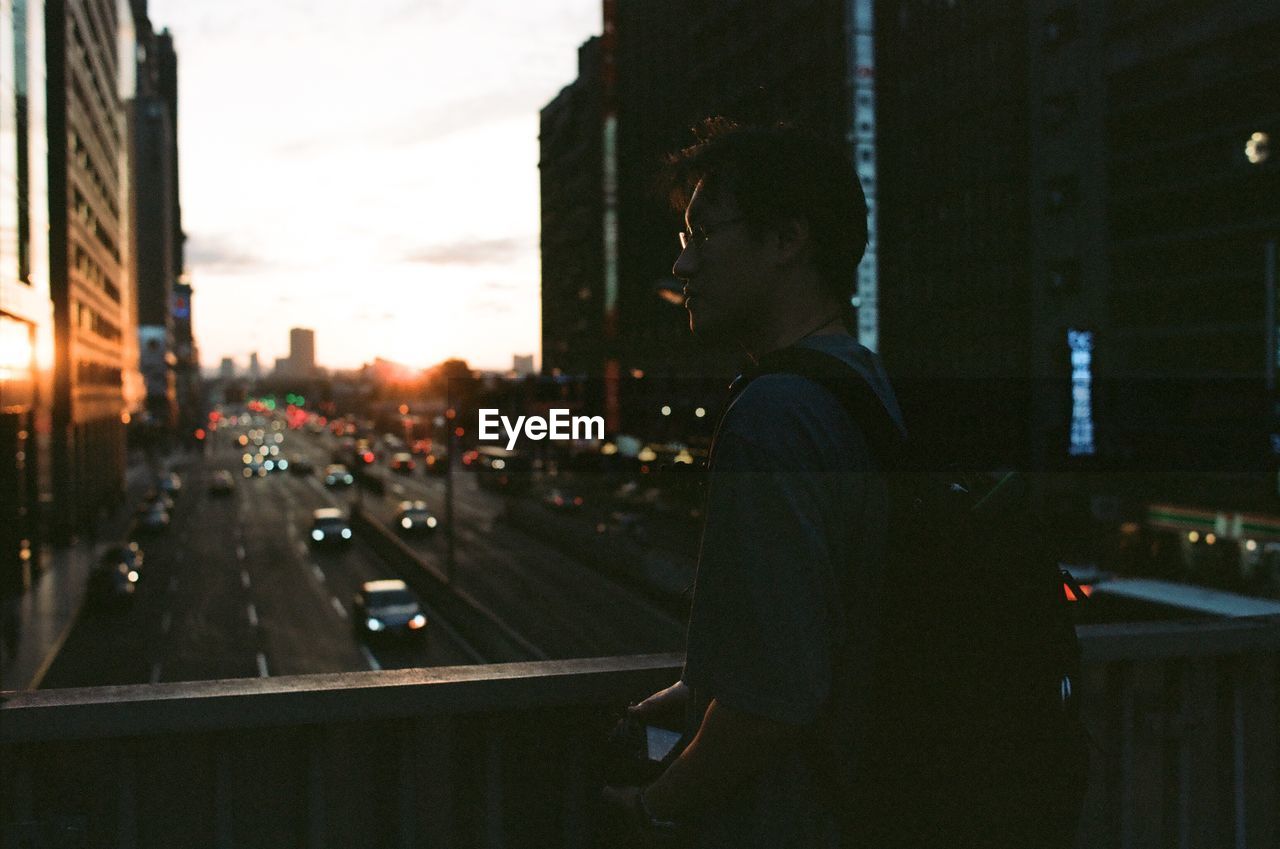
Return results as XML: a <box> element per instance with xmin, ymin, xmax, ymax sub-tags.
<box><xmin>733</xmin><ymin>345</ymin><xmax>1089</xmax><ymax>849</ymax></box>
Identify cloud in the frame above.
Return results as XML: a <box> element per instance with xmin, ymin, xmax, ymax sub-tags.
<box><xmin>404</xmin><ymin>236</ymin><xmax>532</xmax><ymax>267</ymax></box>
<box><xmin>185</xmin><ymin>235</ymin><xmax>271</xmax><ymax>272</ymax></box>
<box><xmin>273</xmin><ymin>88</ymin><xmax>538</xmax><ymax>157</ymax></box>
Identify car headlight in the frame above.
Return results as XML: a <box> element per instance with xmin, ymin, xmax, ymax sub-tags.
<box><xmin>366</xmin><ymin>617</ymin><xmax>384</xmax><ymax>632</ymax></box>
<box><xmin>311</xmin><ymin>529</ymin><xmax>324</xmax><ymax>541</ymax></box>
<box><xmin>127</xmin><ymin>570</ymin><xmax>139</xmax><ymax>583</ymax></box>
<box><xmin>426</xmin><ymin>517</ymin><xmax>438</xmax><ymax>528</ymax></box>
<box><xmin>344</xmin><ymin>475</ymin><xmax>353</xmax><ymax>484</ymax></box>
<box><xmin>278</xmin><ymin>459</ymin><xmax>289</xmax><ymax>470</ymax></box>
<box><xmin>401</xmin><ymin>517</ymin><xmax>413</xmax><ymax>529</ymax></box>
<box><xmin>408</xmin><ymin>614</ymin><xmax>426</xmax><ymax>630</ymax></box>
<box><xmin>325</xmin><ymin>476</ymin><xmax>334</xmax><ymax>484</ymax></box>
<box><xmin>340</xmin><ymin>528</ymin><xmax>352</xmax><ymax>539</ymax></box>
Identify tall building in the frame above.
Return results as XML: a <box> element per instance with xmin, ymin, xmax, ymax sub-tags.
<box><xmin>1</xmin><ymin>0</ymin><xmax>54</xmax><ymax>585</ymax></box>
<box><xmin>289</xmin><ymin>327</ymin><xmax>315</xmax><ymax>376</ymax></box>
<box><xmin>539</xmin><ymin>36</ymin><xmax>605</xmax><ymax>380</ymax></box>
<box><xmin>218</xmin><ymin>356</ymin><xmax>234</xmax><ymax>380</ymax></box>
<box><xmin>126</xmin><ymin>2</ymin><xmax>182</xmax><ymax>429</ymax></box>
<box><xmin>171</xmin><ymin>278</ymin><xmax>201</xmax><ymax>441</ymax></box>
<box><xmin>45</xmin><ymin>0</ymin><xmax>134</xmax><ymax>535</ymax></box>
<box><xmin>875</xmin><ymin>1</ymin><xmax>1279</xmax><ymax>542</ymax></box>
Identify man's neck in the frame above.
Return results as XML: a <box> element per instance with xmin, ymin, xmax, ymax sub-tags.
<box><xmin>743</xmin><ymin>309</ymin><xmax>848</xmax><ymax>362</ymax></box>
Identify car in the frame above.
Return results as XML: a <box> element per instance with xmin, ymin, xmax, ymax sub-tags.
<box><xmin>389</xmin><ymin>452</ymin><xmax>416</xmax><ymax>474</ymax></box>
<box><xmin>310</xmin><ymin>507</ymin><xmax>353</xmax><ymax>545</ymax></box>
<box><xmin>209</xmin><ymin>470</ymin><xmax>236</xmax><ymax>496</ymax></box>
<box><xmin>136</xmin><ymin>503</ymin><xmax>170</xmax><ymax>533</ymax></box>
<box><xmin>352</xmin><ymin>579</ymin><xmax>427</xmax><ymax>639</ymax></box>
<box><xmin>543</xmin><ymin>488</ymin><xmax>585</xmax><ymax>512</ymax></box>
<box><xmin>138</xmin><ymin>490</ymin><xmax>175</xmax><ymax>513</ymax></box>
<box><xmin>395</xmin><ymin>500</ymin><xmax>438</xmax><ymax>535</ymax></box>
<box><xmin>423</xmin><ymin>451</ymin><xmax>448</xmax><ymax>476</ymax></box>
<box><xmin>157</xmin><ymin>472</ymin><xmax>183</xmax><ymax>496</ymax></box>
<box><xmin>323</xmin><ymin>464</ymin><xmax>354</xmax><ymax>487</ymax></box>
<box><xmin>87</xmin><ymin>543</ymin><xmax>144</xmax><ymax>608</ymax></box>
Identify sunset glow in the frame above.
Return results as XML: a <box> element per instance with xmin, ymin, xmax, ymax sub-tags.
<box><xmin>146</xmin><ymin>1</ymin><xmax>603</xmax><ymax>373</ymax></box>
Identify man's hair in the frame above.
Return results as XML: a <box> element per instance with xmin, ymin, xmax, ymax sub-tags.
<box><xmin>665</xmin><ymin>117</ymin><xmax>869</xmax><ymax>305</ymax></box>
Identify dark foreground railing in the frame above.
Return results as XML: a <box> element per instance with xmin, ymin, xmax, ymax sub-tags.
<box><xmin>2</xmin><ymin>620</ymin><xmax>1278</xmax><ymax>849</ymax></box>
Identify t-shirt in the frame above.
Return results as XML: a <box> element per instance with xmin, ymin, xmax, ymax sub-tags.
<box><xmin>680</xmin><ymin>333</ymin><xmax>905</xmax><ymax>849</ymax></box>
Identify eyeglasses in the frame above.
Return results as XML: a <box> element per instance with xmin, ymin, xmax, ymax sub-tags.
<box><xmin>678</xmin><ymin>217</ymin><xmax>745</xmax><ymax>251</ymax></box>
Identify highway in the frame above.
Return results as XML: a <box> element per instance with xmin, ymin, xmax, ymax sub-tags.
<box><xmin>40</xmin><ymin>415</ymin><xmax>684</xmax><ymax>689</ymax></box>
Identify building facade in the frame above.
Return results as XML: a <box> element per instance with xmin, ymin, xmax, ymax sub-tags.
<box><xmin>1</xmin><ymin>0</ymin><xmax>54</xmax><ymax>589</ymax></box>
<box><xmin>45</xmin><ymin>0</ymin><xmax>134</xmax><ymax>536</ymax></box>
<box><xmin>127</xmin><ymin>2</ymin><xmax>180</xmax><ymax>431</ymax></box>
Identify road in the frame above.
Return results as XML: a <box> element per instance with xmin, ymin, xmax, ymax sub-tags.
<box><xmin>40</xmin><ymin>414</ymin><xmax>684</xmax><ymax>689</ymax></box>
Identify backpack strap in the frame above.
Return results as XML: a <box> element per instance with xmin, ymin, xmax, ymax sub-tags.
<box><xmin>740</xmin><ymin>345</ymin><xmax>908</xmax><ymax>468</ymax></box>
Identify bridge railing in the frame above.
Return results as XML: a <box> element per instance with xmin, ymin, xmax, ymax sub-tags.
<box><xmin>3</xmin><ymin>618</ymin><xmax>1278</xmax><ymax>849</ymax></box>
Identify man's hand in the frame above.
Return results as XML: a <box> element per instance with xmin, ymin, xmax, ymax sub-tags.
<box><xmin>628</xmin><ymin>680</ymin><xmax>689</xmax><ymax>729</ymax></box>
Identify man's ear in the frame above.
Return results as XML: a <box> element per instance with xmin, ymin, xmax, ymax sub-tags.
<box><xmin>773</xmin><ymin>218</ymin><xmax>811</xmax><ymax>265</ymax></box>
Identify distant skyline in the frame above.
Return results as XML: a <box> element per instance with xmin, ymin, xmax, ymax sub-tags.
<box><xmin>145</xmin><ymin>1</ymin><xmax>603</xmax><ymax>371</ymax></box>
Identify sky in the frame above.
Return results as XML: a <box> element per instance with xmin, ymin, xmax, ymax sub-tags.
<box><xmin>144</xmin><ymin>0</ymin><xmax>603</xmax><ymax>373</ymax></box>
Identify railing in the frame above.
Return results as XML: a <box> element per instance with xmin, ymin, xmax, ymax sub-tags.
<box><xmin>2</xmin><ymin>619</ymin><xmax>1278</xmax><ymax>849</ymax></box>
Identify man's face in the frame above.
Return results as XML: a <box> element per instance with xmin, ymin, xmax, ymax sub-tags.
<box><xmin>672</xmin><ymin>183</ymin><xmax>773</xmax><ymax>344</ymax></box>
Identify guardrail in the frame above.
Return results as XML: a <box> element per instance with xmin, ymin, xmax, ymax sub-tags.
<box><xmin>2</xmin><ymin>619</ymin><xmax>1278</xmax><ymax>848</ymax></box>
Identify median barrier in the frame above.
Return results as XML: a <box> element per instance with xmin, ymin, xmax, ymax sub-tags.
<box><xmin>502</xmin><ymin>500</ymin><xmax>693</xmax><ymax>619</ymax></box>
<box><xmin>350</xmin><ymin>505</ymin><xmax>546</xmax><ymax>663</ymax></box>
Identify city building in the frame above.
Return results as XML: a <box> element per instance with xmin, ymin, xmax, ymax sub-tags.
<box><xmin>218</xmin><ymin>356</ymin><xmax>235</xmax><ymax>380</ymax></box>
<box><xmin>126</xmin><ymin>2</ymin><xmax>182</xmax><ymax>430</ymax></box>
<box><xmin>539</xmin><ymin>36</ymin><xmax>606</xmax><ymax>381</ymax></box>
<box><xmin>171</xmin><ymin>279</ymin><xmax>201</xmax><ymax>442</ymax></box>
<box><xmin>289</xmin><ymin>327</ymin><xmax>315</xmax><ymax>377</ymax></box>
<box><xmin>45</xmin><ymin>0</ymin><xmax>135</xmax><ymax>536</ymax></box>
<box><xmin>1</xmin><ymin>0</ymin><xmax>54</xmax><ymax>583</ymax></box>
<box><xmin>512</xmin><ymin>354</ymin><xmax>535</xmax><ymax>377</ymax></box>
<box><xmin>874</xmin><ymin>1</ymin><xmax>1280</xmax><ymax>565</ymax></box>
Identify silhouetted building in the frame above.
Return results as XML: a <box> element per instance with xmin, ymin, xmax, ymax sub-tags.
<box><xmin>540</xmin><ymin>36</ymin><xmax>606</xmax><ymax>380</ymax></box>
<box><xmin>875</xmin><ymin>1</ymin><xmax>1279</xmax><ymax>539</ymax></box>
<box><xmin>127</xmin><ymin>3</ymin><xmax>182</xmax><ymax>429</ymax></box>
<box><xmin>171</xmin><ymin>280</ymin><xmax>201</xmax><ymax>441</ymax></box>
<box><xmin>45</xmin><ymin>0</ymin><xmax>134</xmax><ymax>535</ymax></box>
<box><xmin>219</xmin><ymin>357</ymin><xmax>235</xmax><ymax>380</ymax></box>
<box><xmin>290</xmin><ymin>327</ymin><xmax>316</xmax><ymax>376</ymax></box>
<box><xmin>512</xmin><ymin>354</ymin><xmax>535</xmax><ymax>377</ymax></box>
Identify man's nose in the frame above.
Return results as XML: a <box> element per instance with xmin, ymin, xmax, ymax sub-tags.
<box><xmin>673</xmin><ymin>245</ymin><xmax>697</xmax><ymax>280</ymax></box>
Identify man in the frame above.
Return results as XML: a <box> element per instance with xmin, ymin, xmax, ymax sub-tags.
<box><xmin>602</xmin><ymin>119</ymin><xmax>905</xmax><ymax>847</ymax></box>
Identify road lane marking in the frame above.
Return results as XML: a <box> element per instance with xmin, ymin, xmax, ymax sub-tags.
<box><xmin>330</xmin><ymin>597</ymin><xmax>347</xmax><ymax>619</ymax></box>
<box><xmin>256</xmin><ymin>652</ymin><xmax>269</xmax><ymax>678</ymax></box>
<box><xmin>236</xmin><ymin>544</ymin><xmax>246</xmax><ymax>561</ymax></box>
<box><xmin>150</xmin><ymin>663</ymin><xmax>162</xmax><ymax>684</ymax></box>
<box><xmin>311</xmin><ymin>565</ymin><xmax>325</xmax><ymax>582</ymax></box>
<box><xmin>247</xmin><ymin>604</ymin><xmax>259</xmax><ymax>627</ymax></box>
<box><xmin>241</xmin><ymin>570</ymin><xmax>251</xmax><ymax>589</ymax></box>
<box><xmin>359</xmin><ymin>644</ymin><xmax>381</xmax><ymax>671</ymax></box>
<box><xmin>160</xmin><ymin>612</ymin><xmax>171</xmax><ymax>634</ymax></box>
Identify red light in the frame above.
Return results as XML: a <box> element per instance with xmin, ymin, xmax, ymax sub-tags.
<box><xmin>209</xmin><ymin>411</ymin><xmax>221</xmax><ymax>423</ymax></box>
<box><xmin>194</xmin><ymin>428</ymin><xmax>206</xmax><ymax>441</ymax></box>
<box><xmin>454</xmin><ymin>427</ymin><xmax>464</xmax><ymax>438</ymax></box>
<box><xmin>361</xmin><ymin>451</ymin><xmax>375</xmax><ymax>464</ymax></box>
<box><xmin>1063</xmin><ymin>583</ymin><xmax>1094</xmax><ymax>602</ymax></box>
